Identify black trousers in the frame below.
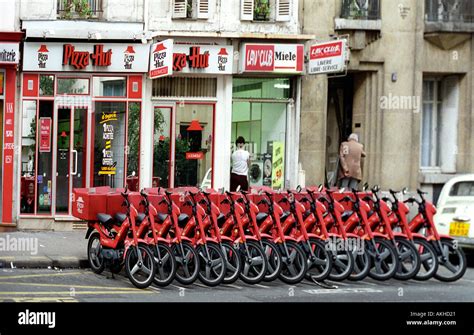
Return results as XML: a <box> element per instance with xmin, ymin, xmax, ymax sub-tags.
<box><xmin>230</xmin><ymin>173</ymin><xmax>249</xmax><ymax>191</ymax></box>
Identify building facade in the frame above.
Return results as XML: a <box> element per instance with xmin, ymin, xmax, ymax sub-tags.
<box><xmin>300</xmin><ymin>0</ymin><xmax>474</xmax><ymax>204</ymax></box>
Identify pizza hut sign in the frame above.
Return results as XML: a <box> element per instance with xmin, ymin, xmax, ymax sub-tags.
<box><xmin>241</xmin><ymin>43</ymin><xmax>304</xmax><ymax>74</ymax></box>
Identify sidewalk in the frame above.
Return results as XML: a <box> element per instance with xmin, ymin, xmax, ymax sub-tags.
<box><xmin>0</xmin><ymin>231</ymin><xmax>89</xmax><ymax>269</ymax></box>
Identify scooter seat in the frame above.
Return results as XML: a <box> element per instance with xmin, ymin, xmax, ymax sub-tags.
<box><xmin>217</xmin><ymin>213</ymin><xmax>226</xmax><ymax>227</ymax></box>
<box><xmin>97</xmin><ymin>213</ymin><xmax>114</xmax><ymax>226</ymax></box>
<box><xmin>114</xmin><ymin>213</ymin><xmax>127</xmax><ymax>224</ymax></box>
<box><xmin>156</xmin><ymin>213</ymin><xmax>168</xmax><ymax>222</ymax></box>
<box><xmin>178</xmin><ymin>213</ymin><xmax>190</xmax><ymax>228</ymax></box>
<box><xmin>136</xmin><ymin>213</ymin><xmax>146</xmax><ymax>225</ymax></box>
<box><xmin>280</xmin><ymin>211</ymin><xmax>291</xmax><ymax>222</ymax></box>
<box><xmin>256</xmin><ymin>212</ymin><xmax>269</xmax><ymax>224</ymax></box>
<box><xmin>341</xmin><ymin>210</ymin><xmax>353</xmax><ymax>222</ymax></box>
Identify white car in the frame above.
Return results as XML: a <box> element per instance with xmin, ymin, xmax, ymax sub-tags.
<box><xmin>435</xmin><ymin>174</ymin><xmax>474</xmax><ymax>250</ymax></box>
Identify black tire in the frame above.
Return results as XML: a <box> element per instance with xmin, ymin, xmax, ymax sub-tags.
<box><xmin>196</xmin><ymin>242</ymin><xmax>227</xmax><ymax>287</ymax></box>
<box><xmin>153</xmin><ymin>243</ymin><xmax>177</xmax><ymax>287</ymax></box>
<box><xmin>434</xmin><ymin>239</ymin><xmax>467</xmax><ymax>282</ymax></box>
<box><xmin>172</xmin><ymin>241</ymin><xmax>200</xmax><ymax>285</ymax></box>
<box><xmin>261</xmin><ymin>238</ymin><xmax>283</xmax><ymax>282</ymax></box>
<box><xmin>327</xmin><ymin>238</ymin><xmax>355</xmax><ymax>281</ymax></box>
<box><xmin>88</xmin><ymin>233</ymin><xmax>105</xmax><ymax>274</ymax></box>
<box><xmin>367</xmin><ymin>237</ymin><xmax>399</xmax><ymax>281</ymax></box>
<box><xmin>221</xmin><ymin>241</ymin><xmax>242</xmax><ymax>284</ymax></box>
<box><xmin>278</xmin><ymin>240</ymin><xmax>308</xmax><ymax>284</ymax></box>
<box><xmin>393</xmin><ymin>237</ymin><xmax>421</xmax><ymax>281</ymax></box>
<box><xmin>348</xmin><ymin>237</ymin><xmax>371</xmax><ymax>281</ymax></box>
<box><xmin>413</xmin><ymin>238</ymin><xmax>439</xmax><ymax>281</ymax></box>
<box><xmin>304</xmin><ymin>238</ymin><xmax>333</xmax><ymax>281</ymax></box>
<box><xmin>239</xmin><ymin>240</ymin><xmax>267</xmax><ymax>284</ymax></box>
<box><xmin>125</xmin><ymin>243</ymin><xmax>156</xmax><ymax>289</ymax></box>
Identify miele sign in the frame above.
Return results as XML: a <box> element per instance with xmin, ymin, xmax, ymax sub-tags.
<box><xmin>240</xmin><ymin>43</ymin><xmax>304</xmax><ymax>74</ymax></box>
<box><xmin>23</xmin><ymin>42</ymin><xmax>149</xmax><ymax>72</ymax></box>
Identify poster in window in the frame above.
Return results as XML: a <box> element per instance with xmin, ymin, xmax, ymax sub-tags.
<box><xmin>271</xmin><ymin>141</ymin><xmax>285</xmax><ymax>189</ymax></box>
<box><xmin>262</xmin><ymin>153</ymin><xmax>272</xmax><ymax>187</ymax></box>
<box><xmin>99</xmin><ymin>111</ymin><xmax>117</xmax><ymax>176</ymax></box>
<box><xmin>39</xmin><ymin>117</ymin><xmax>52</xmax><ymax>152</ymax></box>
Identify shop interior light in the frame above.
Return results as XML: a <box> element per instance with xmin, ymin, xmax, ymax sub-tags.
<box><xmin>274</xmin><ymin>83</ymin><xmax>290</xmax><ymax>89</ymax></box>
<box><xmin>187</xmin><ymin>119</ymin><xmax>203</xmax><ymax>131</ymax></box>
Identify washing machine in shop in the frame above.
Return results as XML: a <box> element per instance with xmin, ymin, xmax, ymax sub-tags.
<box><xmin>249</xmin><ymin>161</ymin><xmax>263</xmax><ymax>186</ymax></box>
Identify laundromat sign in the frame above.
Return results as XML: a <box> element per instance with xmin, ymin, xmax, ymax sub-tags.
<box><xmin>240</xmin><ymin>43</ymin><xmax>304</xmax><ymax>74</ymax></box>
<box><xmin>23</xmin><ymin>42</ymin><xmax>149</xmax><ymax>72</ymax></box>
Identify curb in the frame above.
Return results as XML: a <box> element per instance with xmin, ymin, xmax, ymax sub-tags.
<box><xmin>0</xmin><ymin>256</ymin><xmax>90</xmax><ymax>269</ymax></box>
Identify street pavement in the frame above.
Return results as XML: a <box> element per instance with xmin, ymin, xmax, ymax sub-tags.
<box><xmin>0</xmin><ymin>231</ymin><xmax>473</xmax><ymax>302</ymax></box>
<box><xmin>0</xmin><ymin>267</ymin><xmax>473</xmax><ymax>302</ymax></box>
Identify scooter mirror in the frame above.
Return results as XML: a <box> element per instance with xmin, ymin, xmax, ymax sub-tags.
<box><xmin>402</xmin><ymin>187</ymin><xmax>408</xmax><ymax>195</ymax></box>
<box><xmin>236</xmin><ymin>185</ymin><xmax>241</xmax><ymax>192</ymax></box>
<box><xmin>339</xmin><ymin>187</ymin><xmax>345</xmax><ymax>193</ymax></box>
<box><xmin>363</xmin><ymin>182</ymin><xmax>369</xmax><ymax>191</ymax></box>
<box><xmin>318</xmin><ymin>184</ymin><xmax>323</xmax><ymax>192</ymax></box>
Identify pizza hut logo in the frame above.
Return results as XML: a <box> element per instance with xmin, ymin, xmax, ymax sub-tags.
<box><xmin>76</xmin><ymin>196</ymin><xmax>84</xmax><ymax>214</ymax></box>
<box><xmin>124</xmin><ymin>46</ymin><xmax>135</xmax><ymax>70</ymax></box>
<box><xmin>217</xmin><ymin>48</ymin><xmax>229</xmax><ymax>72</ymax></box>
<box><xmin>37</xmin><ymin>45</ymin><xmax>49</xmax><ymax>69</ymax></box>
<box><xmin>310</xmin><ymin>42</ymin><xmax>343</xmax><ymax>60</ymax></box>
<box><xmin>173</xmin><ymin>46</ymin><xmax>209</xmax><ymax>72</ymax></box>
<box><xmin>153</xmin><ymin>43</ymin><xmax>167</xmax><ymax>69</ymax></box>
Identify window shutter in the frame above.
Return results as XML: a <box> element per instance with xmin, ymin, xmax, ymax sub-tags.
<box><xmin>241</xmin><ymin>0</ymin><xmax>254</xmax><ymax>21</ymax></box>
<box><xmin>172</xmin><ymin>0</ymin><xmax>187</xmax><ymax>18</ymax></box>
<box><xmin>439</xmin><ymin>76</ymin><xmax>459</xmax><ymax>173</ymax></box>
<box><xmin>276</xmin><ymin>0</ymin><xmax>291</xmax><ymax>21</ymax></box>
<box><xmin>197</xmin><ymin>0</ymin><xmax>210</xmax><ymax>19</ymax></box>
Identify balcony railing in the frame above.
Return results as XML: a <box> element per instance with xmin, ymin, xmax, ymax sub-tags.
<box><xmin>340</xmin><ymin>0</ymin><xmax>380</xmax><ymax>20</ymax></box>
<box><xmin>57</xmin><ymin>0</ymin><xmax>103</xmax><ymax>19</ymax></box>
<box><xmin>425</xmin><ymin>0</ymin><xmax>474</xmax><ymax>24</ymax></box>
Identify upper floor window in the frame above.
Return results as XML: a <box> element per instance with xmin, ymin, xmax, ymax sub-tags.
<box><xmin>241</xmin><ymin>0</ymin><xmax>292</xmax><ymax>22</ymax></box>
<box><xmin>57</xmin><ymin>0</ymin><xmax>103</xmax><ymax>19</ymax></box>
<box><xmin>340</xmin><ymin>0</ymin><xmax>380</xmax><ymax>20</ymax></box>
<box><xmin>425</xmin><ymin>0</ymin><xmax>474</xmax><ymax>23</ymax></box>
<box><xmin>172</xmin><ymin>0</ymin><xmax>210</xmax><ymax>19</ymax></box>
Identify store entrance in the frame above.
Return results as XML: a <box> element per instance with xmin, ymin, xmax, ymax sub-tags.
<box><xmin>55</xmin><ymin>106</ymin><xmax>88</xmax><ymax>214</ymax></box>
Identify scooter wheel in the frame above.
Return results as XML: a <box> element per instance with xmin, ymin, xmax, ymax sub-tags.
<box><xmin>196</xmin><ymin>242</ymin><xmax>227</xmax><ymax>287</ymax></box>
<box><xmin>393</xmin><ymin>237</ymin><xmax>421</xmax><ymax>281</ymax></box>
<box><xmin>348</xmin><ymin>237</ymin><xmax>371</xmax><ymax>281</ymax></box>
<box><xmin>172</xmin><ymin>241</ymin><xmax>200</xmax><ymax>285</ymax></box>
<box><xmin>413</xmin><ymin>238</ymin><xmax>438</xmax><ymax>281</ymax></box>
<box><xmin>304</xmin><ymin>238</ymin><xmax>333</xmax><ymax>282</ymax></box>
<box><xmin>278</xmin><ymin>240</ymin><xmax>308</xmax><ymax>284</ymax></box>
<box><xmin>261</xmin><ymin>238</ymin><xmax>283</xmax><ymax>282</ymax></box>
<box><xmin>327</xmin><ymin>239</ymin><xmax>354</xmax><ymax>282</ymax></box>
<box><xmin>125</xmin><ymin>243</ymin><xmax>156</xmax><ymax>289</ymax></box>
<box><xmin>434</xmin><ymin>239</ymin><xmax>467</xmax><ymax>282</ymax></box>
<box><xmin>153</xmin><ymin>243</ymin><xmax>177</xmax><ymax>287</ymax></box>
<box><xmin>367</xmin><ymin>237</ymin><xmax>399</xmax><ymax>281</ymax></box>
<box><xmin>88</xmin><ymin>233</ymin><xmax>105</xmax><ymax>274</ymax></box>
<box><xmin>221</xmin><ymin>241</ymin><xmax>242</xmax><ymax>284</ymax></box>
<box><xmin>239</xmin><ymin>240</ymin><xmax>267</xmax><ymax>284</ymax></box>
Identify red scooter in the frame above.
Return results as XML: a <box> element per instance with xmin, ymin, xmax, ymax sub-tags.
<box><xmin>85</xmin><ymin>189</ymin><xmax>156</xmax><ymax>289</ymax></box>
<box><xmin>383</xmin><ymin>188</ymin><xmax>439</xmax><ymax>280</ymax></box>
<box><xmin>405</xmin><ymin>189</ymin><xmax>467</xmax><ymax>282</ymax></box>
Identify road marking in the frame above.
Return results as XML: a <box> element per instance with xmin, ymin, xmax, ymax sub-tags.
<box><xmin>194</xmin><ymin>283</ymin><xmax>208</xmax><ymax>288</ymax></box>
<box><xmin>0</xmin><ymin>272</ymin><xmax>83</xmax><ymax>280</ymax></box>
<box><xmin>222</xmin><ymin>284</ymin><xmax>242</xmax><ymax>290</ymax></box>
<box><xmin>0</xmin><ymin>291</ymin><xmax>153</xmax><ymax>295</ymax></box>
<box><xmin>303</xmin><ymin>287</ymin><xmax>383</xmax><ymax>295</ymax></box>
<box><xmin>255</xmin><ymin>284</ymin><xmax>269</xmax><ymax>289</ymax></box>
<box><xmin>0</xmin><ymin>297</ymin><xmax>78</xmax><ymax>302</ymax></box>
<box><xmin>459</xmin><ymin>278</ymin><xmax>474</xmax><ymax>284</ymax></box>
<box><xmin>171</xmin><ymin>284</ymin><xmax>185</xmax><ymax>290</ymax></box>
<box><xmin>0</xmin><ymin>281</ymin><xmax>142</xmax><ymax>291</ymax></box>
<box><xmin>356</xmin><ymin>281</ymin><xmax>378</xmax><ymax>286</ymax></box>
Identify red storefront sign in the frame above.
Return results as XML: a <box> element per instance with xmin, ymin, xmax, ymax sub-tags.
<box><xmin>310</xmin><ymin>41</ymin><xmax>343</xmax><ymax>60</ymax></box>
<box><xmin>186</xmin><ymin>152</ymin><xmax>204</xmax><ymax>160</ymax></box>
<box><xmin>241</xmin><ymin>43</ymin><xmax>304</xmax><ymax>73</ymax></box>
<box><xmin>39</xmin><ymin>117</ymin><xmax>52</xmax><ymax>152</ymax></box>
<box><xmin>149</xmin><ymin>39</ymin><xmax>173</xmax><ymax>79</ymax></box>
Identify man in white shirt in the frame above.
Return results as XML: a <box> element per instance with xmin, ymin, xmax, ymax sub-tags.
<box><xmin>230</xmin><ymin>136</ymin><xmax>250</xmax><ymax>191</ymax></box>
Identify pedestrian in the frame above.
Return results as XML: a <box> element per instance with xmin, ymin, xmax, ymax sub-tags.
<box><xmin>230</xmin><ymin>136</ymin><xmax>250</xmax><ymax>191</ymax></box>
<box><xmin>338</xmin><ymin>133</ymin><xmax>366</xmax><ymax>190</ymax></box>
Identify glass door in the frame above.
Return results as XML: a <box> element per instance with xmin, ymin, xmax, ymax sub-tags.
<box><xmin>153</xmin><ymin>106</ymin><xmax>173</xmax><ymax>188</ymax></box>
<box><xmin>55</xmin><ymin>107</ymin><xmax>88</xmax><ymax>214</ymax></box>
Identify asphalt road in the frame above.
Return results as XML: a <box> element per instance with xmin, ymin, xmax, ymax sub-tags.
<box><xmin>0</xmin><ymin>265</ymin><xmax>473</xmax><ymax>302</ymax></box>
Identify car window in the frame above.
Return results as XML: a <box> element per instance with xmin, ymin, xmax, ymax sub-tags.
<box><xmin>449</xmin><ymin>181</ymin><xmax>474</xmax><ymax>196</ymax></box>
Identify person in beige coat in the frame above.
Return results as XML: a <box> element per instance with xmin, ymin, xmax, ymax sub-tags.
<box><xmin>338</xmin><ymin>133</ymin><xmax>366</xmax><ymax>190</ymax></box>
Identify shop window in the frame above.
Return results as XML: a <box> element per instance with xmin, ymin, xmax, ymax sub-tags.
<box><xmin>57</xmin><ymin>78</ymin><xmax>90</xmax><ymax>95</ymax></box>
<box><xmin>39</xmin><ymin>75</ymin><xmax>55</xmax><ymax>96</ymax></box>
<box><xmin>37</xmin><ymin>101</ymin><xmax>54</xmax><ymax>214</ymax></box>
<box><xmin>93</xmin><ymin>102</ymin><xmax>126</xmax><ymax>187</ymax></box>
<box><xmin>126</xmin><ymin>102</ymin><xmax>140</xmax><ymax>191</ymax></box>
<box><xmin>20</xmin><ymin>101</ymin><xmax>37</xmax><ymax>214</ymax></box>
<box><xmin>172</xmin><ymin>0</ymin><xmax>210</xmax><ymax>19</ymax></box>
<box><xmin>153</xmin><ymin>107</ymin><xmax>172</xmax><ymax>188</ymax></box>
<box><xmin>93</xmin><ymin>76</ymin><xmax>126</xmax><ymax>97</ymax></box>
<box><xmin>231</xmin><ymin>100</ymin><xmax>287</xmax><ymax>189</ymax></box>
<box><xmin>241</xmin><ymin>0</ymin><xmax>292</xmax><ymax>22</ymax></box>
<box><xmin>175</xmin><ymin>104</ymin><xmax>214</xmax><ymax>188</ymax></box>
<box><xmin>421</xmin><ymin>77</ymin><xmax>459</xmax><ymax>172</ymax></box>
<box><xmin>233</xmin><ymin>78</ymin><xmax>291</xmax><ymax>100</ymax></box>
<box><xmin>152</xmin><ymin>77</ymin><xmax>217</xmax><ymax>98</ymax></box>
